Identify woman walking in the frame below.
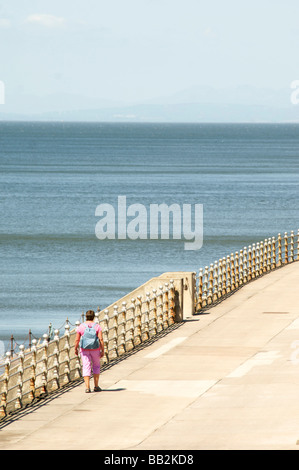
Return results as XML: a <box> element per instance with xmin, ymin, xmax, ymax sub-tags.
<box><xmin>74</xmin><ymin>310</ymin><xmax>104</xmax><ymax>393</ymax></box>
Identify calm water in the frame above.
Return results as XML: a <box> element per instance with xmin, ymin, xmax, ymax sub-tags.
<box><xmin>0</xmin><ymin>122</ymin><xmax>298</xmax><ymax>349</ymax></box>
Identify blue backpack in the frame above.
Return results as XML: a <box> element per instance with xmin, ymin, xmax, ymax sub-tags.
<box><xmin>80</xmin><ymin>323</ymin><xmax>100</xmax><ymax>349</ymax></box>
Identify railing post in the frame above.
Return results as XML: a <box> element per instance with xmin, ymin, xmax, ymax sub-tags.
<box><xmin>277</xmin><ymin>233</ymin><xmax>282</xmax><ymax>266</ymax></box>
<box><xmin>266</xmin><ymin>238</ymin><xmax>271</xmax><ymax>271</ymax></box>
<box><xmin>29</xmin><ymin>339</ymin><xmax>37</xmax><ymax>403</ymax></box>
<box><xmin>271</xmin><ymin>237</ymin><xmax>276</xmax><ymax>270</ymax></box>
<box><xmin>10</xmin><ymin>335</ymin><xmax>14</xmax><ymax>358</ymax></box>
<box><xmin>126</xmin><ymin>301</ymin><xmax>135</xmax><ymax>351</ymax></box>
<box><xmin>136</xmin><ymin>296</ymin><xmax>142</xmax><ymax>344</ymax></box>
<box><xmin>263</xmin><ymin>240</ymin><xmax>268</xmax><ymax>273</ymax></box>
<box><xmin>260</xmin><ymin>240</ymin><xmax>264</xmax><ymax>272</ymax></box>
<box><xmin>15</xmin><ymin>344</ymin><xmax>25</xmax><ymax>410</ymax></box>
<box><xmin>239</xmin><ymin>250</ymin><xmax>244</xmax><ymax>286</ymax></box>
<box><xmin>207</xmin><ymin>263</ymin><xmax>213</xmax><ymax>304</ymax></box>
<box><xmin>217</xmin><ymin>260</ymin><xmax>223</xmax><ymax>298</ymax></box>
<box><xmin>62</xmin><ymin>324</ymin><xmax>70</xmax><ymax>385</ymax></box>
<box><xmin>197</xmin><ymin>268</ymin><xmax>203</xmax><ymax>309</ymax></box>
<box><xmin>168</xmin><ymin>279</ymin><xmax>175</xmax><ymax>324</ymax></box>
<box><xmin>243</xmin><ymin>248</ymin><xmax>248</xmax><ymax>283</ymax></box>
<box><xmin>112</xmin><ymin>305</ymin><xmax>119</xmax><ymax>360</ymax></box>
<box><xmin>52</xmin><ymin>329</ymin><xmax>60</xmax><ymax>390</ymax></box>
<box><xmin>41</xmin><ymin>334</ymin><xmax>49</xmax><ymax>394</ymax></box>
<box><xmin>0</xmin><ymin>352</ymin><xmax>11</xmax><ymax>417</ymax></box>
<box><xmin>230</xmin><ymin>254</ymin><xmax>235</xmax><ymax>291</ymax></box>
<box><xmin>251</xmin><ymin>244</ymin><xmax>256</xmax><ymax>279</ymax></box>
<box><xmin>144</xmin><ymin>292</ymin><xmax>150</xmax><ymax>339</ymax></box>
<box><xmin>102</xmin><ymin>310</ymin><xmax>109</xmax><ymax>363</ymax></box>
<box><xmin>130</xmin><ymin>299</ymin><xmax>137</xmax><ymax>348</ymax></box>
<box><xmin>163</xmin><ymin>283</ymin><xmax>169</xmax><ymax>329</ymax></box>
<box><xmin>247</xmin><ymin>246</ymin><xmax>252</xmax><ymax>281</ymax></box>
<box><xmin>151</xmin><ymin>289</ymin><xmax>158</xmax><ymax>335</ymax></box>
<box><xmin>290</xmin><ymin>230</ymin><xmax>294</xmax><ymax>262</ymax></box>
<box><xmin>155</xmin><ymin>288</ymin><xmax>162</xmax><ymax>333</ymax></box>
<box><xmin>284</xmin><ymin>232</ymin><xmax>289</xmax><ymax>264</ymax></box>
<box><xmin>255</xmin><ymin>243</ymin><xmax>260</xmax><ymax>276</ymax></box>
<box><xmin>212</xmin><ymin>261</ymin><xmax>218</xmax><ymax>302</ymax></box>
<box><xmin>226</xmin><ymin>256</ymin><xmax>231</xmax><ymax>292</ymax></box>
<box><xmin>202</xmin><ymin>266</ymin><xmax>208</xmax><ymax>307</ymax></box>
<box><xmin>235</xmin><ymin>252</ymin><xmax>239</xmax><ymax>288</ymax></box>
<box><xmin>119</xmin><ymin>301</ymin><xmax>127</xmax><ymax>354</ymax></box>
<box><xmin>221</xmin><ymin>257</ymin><xmax>227</xmax><ymax>296</ymax></box>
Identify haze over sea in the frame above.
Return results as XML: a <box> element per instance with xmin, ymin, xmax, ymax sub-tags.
<box><xmin>0</xmin><ymin>122</ymin><xmax>298</xmax><ymax>349</ymax></box>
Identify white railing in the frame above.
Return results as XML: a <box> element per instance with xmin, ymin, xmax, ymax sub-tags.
<box><xmin>195</xmin><ymin>230</ymin><xmax>299</xmax><ymax>310</ymax></box>
<box><xmin>0</xmin><ymin>281</ymin><xmax>176</xmax><ymax>419</ymax></box>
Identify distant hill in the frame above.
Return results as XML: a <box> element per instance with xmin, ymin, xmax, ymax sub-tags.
<box><xmin>0</xmin><ymin>86</ymin><xmax>298</xmax><ymax>122</ymax></box>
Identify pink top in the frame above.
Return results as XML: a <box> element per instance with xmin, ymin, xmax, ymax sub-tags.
<box><xmin>77</xmin><ymin>322</ymin><xmax>102</xmax><ymax>350</ymax></box>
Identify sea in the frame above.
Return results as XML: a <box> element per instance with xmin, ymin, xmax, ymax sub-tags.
<box><xmin>0</xmin><ymin>122</ymin><xmax>298</xmax><ymax>352</ymax></box>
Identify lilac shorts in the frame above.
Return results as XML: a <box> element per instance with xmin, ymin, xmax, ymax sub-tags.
<box><xmin>80</xmin><ymin>349</ymin><xmax>101</xmax><ymax>376</ymax></box>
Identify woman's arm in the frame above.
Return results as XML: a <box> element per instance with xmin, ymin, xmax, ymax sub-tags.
<box><xmin>98</xmin><ymin>330</ymin><xmax>104</xmax><ymax>358</ymax></box>
<box><xmin>74</xmin><ymin>332</ymin><xmax>80</xmax><ymax>356</ymax></box>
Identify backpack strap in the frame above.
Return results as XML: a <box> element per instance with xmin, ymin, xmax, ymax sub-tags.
<box><xmin>82</xmin><ymin>322</ymin><xmax>97</xmax><ymax>330</ymax></box>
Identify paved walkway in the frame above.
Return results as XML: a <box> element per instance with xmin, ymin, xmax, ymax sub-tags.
<box><xmin>1</xmin><ymin>262</ymin><xmax>299</xmax><ymax>450</ymax></box>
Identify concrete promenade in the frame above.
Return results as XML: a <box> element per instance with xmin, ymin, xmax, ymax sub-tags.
<box><xmin>1</xmin><ymin>261</ymin><xmax>299</xmax><ymax>450</ymax></box>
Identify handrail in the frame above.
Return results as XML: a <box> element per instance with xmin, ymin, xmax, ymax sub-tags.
<box><xmin>195</xmin><ymin>230</ymin><xmax>299</xmax><ymax>310</ymax></box>
<box><xmin>0</xmin><ymin>281</ymin><xmax>175</xmax><ymax>419</ymax></box>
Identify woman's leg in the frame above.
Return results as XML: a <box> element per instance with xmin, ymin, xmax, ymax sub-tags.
<box><xmin>81</xmin><ymin>349</ymin><xmax>92</xmax><ymax>390</ymax></box>
<box><xmin>84</xmin><ymin>376</ymin><xmax>90</xmax><ymax>389</ymax></box>
<box><xmin>93</xmin><ymin>374</ymin><xmax>100</xmax><ymax>387</ymax></box>
<box><xmin>90</xmin><ymin>350</ymin><xmax>101</xmax><ymax>389</ymax></box>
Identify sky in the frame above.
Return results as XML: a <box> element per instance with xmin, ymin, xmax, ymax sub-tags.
<box><xmin>0</xmin><ymin>0</ymin><xmax>299</xmax><ymax>115</ymax></box>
